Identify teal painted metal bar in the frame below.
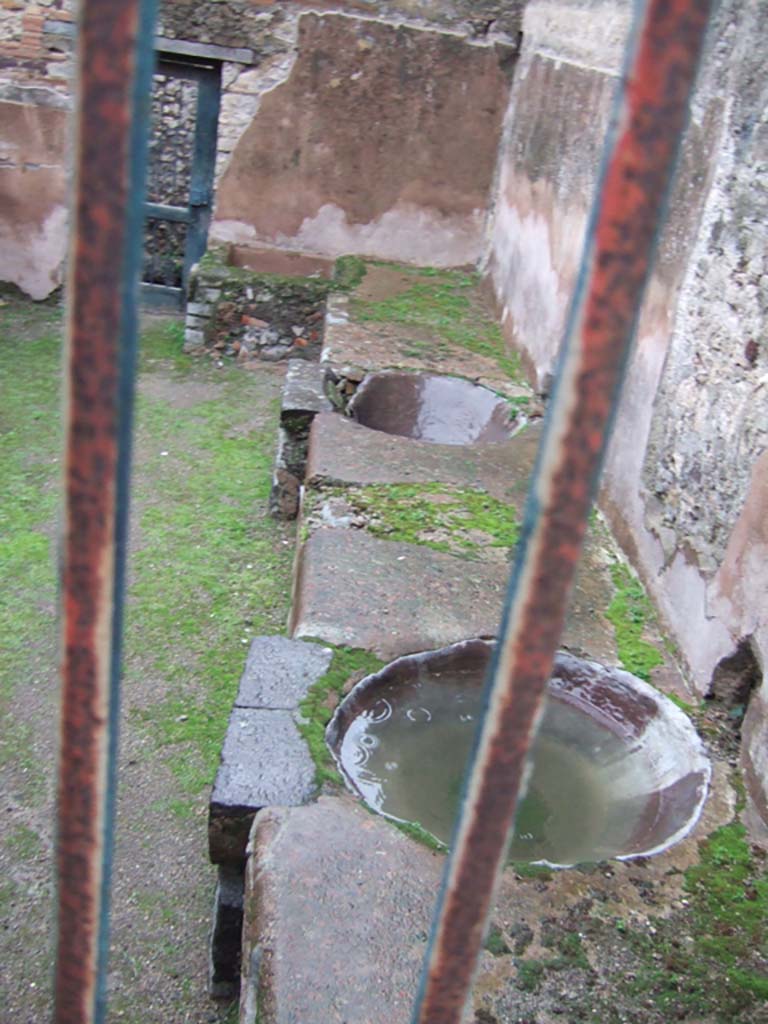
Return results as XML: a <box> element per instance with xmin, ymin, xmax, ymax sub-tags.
<box><xmin>183</xmin><ymin>62</ymin><xmax>220</xmax><ymax>290</ymax></box>
<box><xmin>145</xmin><ymin>201</ymin><xmax>191</xmax><ymax>223</ymax></box>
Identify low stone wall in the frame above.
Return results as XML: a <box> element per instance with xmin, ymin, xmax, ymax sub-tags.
<box><xmin>183</xmin><ymin>247</ymin><xmax>351</xmax><ymax>364</ymax></box>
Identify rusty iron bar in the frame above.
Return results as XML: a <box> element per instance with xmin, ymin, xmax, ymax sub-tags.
<box><xmin>412</xmin><ymin>1</ymin><xmax>714</xmax><ymax>1021</ymax></box>
<box><xmin>54</xmin><ymin>1</ymin><xmax>157</xmax><ymax>1022</ymax></box>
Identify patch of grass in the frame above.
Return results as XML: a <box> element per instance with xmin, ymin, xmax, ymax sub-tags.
<box><xmin>551</xmin><ymin>930</ymin><xmax>590</xmax><ymax>970</ymax></box>
<box><xmin>0</xmin><ymin>720</ymin><xmax>47</xmax><ymax>801</ymax></box>
<box><xmin>296</xmin><ymin>643</ymin><xmax>384</xmax><ymax>786</ymax></box>
<box><xmin>0</xmin><ymin>303</ymin><xmax>62</xmax><ymax>801</ymax></box>
<box><xmin>139</xmin><ymin>316</ymin><xmax>188</xmax><ymax>370</ymax></box>
<box><xmin>0</xmin><ymin>879</ymin><xmax>18</xmax><ymax>916</ymax></box>
<box><xmin>351</xmin><ymin>265</ymin><xmax>523</xmax><ymax>381</ymax></box>
<box><xmin>309</xmin><ymin>482</ymin><xmax>519</xmax><ymax>557</ymax></box>
<box><xmin>127</xmin><ymin>326</ymin><xmax>294</xmax><ymax>795</ymax></box>
<box><xmin>515</xmin><ymin>958</ymin><xmax>546</xmax><ymax>992</ymax></box>
<box><xmin>605</xmin><ymin>562</ymin><xmax>664</xmax><ymax>681</ymax></box>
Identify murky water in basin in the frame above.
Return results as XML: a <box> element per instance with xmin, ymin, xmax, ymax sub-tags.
<box><xmin>339</xmin><ymin>671</ymin><xmax>655</xmax><ymax>865</ymax></box>
<box><xmin>349</xmin><ymin>372</ymin><xmax>515</xmax><ymax>445</ymax></box>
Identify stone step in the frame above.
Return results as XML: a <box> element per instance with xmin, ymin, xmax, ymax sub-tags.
<box><xmin>321</xmin><ymin>270</ymin><xmax>530</xmax><ymax>400</ymax></box>
<box><xmin>306</xmin><ymin>411</ymin><xmax>541</xmax><ymax>505</ymax></box>
<box><xmin>290</xmin><ymin>528</ymin><xmax>508</xmax><ymax>659</ymax></box>
<box><xmin>240</xmin><ymin>795</ymin><xmax>446</xmax><ymax>1024</ymax></box>
<box><xmin>209</xmin><ymin>635</ymin><xmax>333</xmax><ymax>866</ymax></box>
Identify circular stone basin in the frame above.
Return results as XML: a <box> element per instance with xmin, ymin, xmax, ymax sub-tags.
<box><xmin>326</xmin><ymin>639</ymin><xmax>710</xmax><ymax>867</ymax></box>
<box><xmin>348</xmin><ymin>372</ymin><xmax>515</xmax><ymax>445</ymax></box>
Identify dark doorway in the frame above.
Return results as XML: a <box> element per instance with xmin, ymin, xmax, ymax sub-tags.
<box><xmin>142</xmin><ymin>51</ymin><xmax>221</xmax><ymax>309</ymax></box>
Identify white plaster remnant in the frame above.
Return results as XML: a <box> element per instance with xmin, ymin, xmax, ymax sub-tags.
<box><xmin>489</xmin><ymin>198</ymin><xmax>568</xmax><ymax>389</ymax></box>
<box><xmin>0</xmin><ymin>80</ymin><xmax>71</xmax><ymax>109</ymax></box>
<box><xmin>0</xmin><ymin>203</ymin><xmax>67</xmax><ymax>299</ymax></box>
<box><xmin>522</xmin><ymin>0</ymin><xmax>631</xmax><ymax>75</ymax></box>
<box><xmin>212</xmin><ymin>201</ymin><xmax>485</xmax><ymax>269</ymax></box>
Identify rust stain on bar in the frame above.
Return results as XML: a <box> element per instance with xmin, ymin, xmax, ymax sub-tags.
<box><xmin>412</xmin><ymin>2</ymin><xmax>714</xmax><ymax>1022</ymax></box>
<box><xmin>55</xmin><ymin>1</ymin><xmax>144</xmax><ymax>1022</ymax></box>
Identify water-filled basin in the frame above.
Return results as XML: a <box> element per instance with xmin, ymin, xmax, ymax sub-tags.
<box><xmin>348</xmin><ymin>372</ymin><xmax>515</xmax><ymax>445</ymax></box>
<box><xmin>327</xmin><ymin>639</ymin><xmax>710</xmax><ymax>866</ymax></box>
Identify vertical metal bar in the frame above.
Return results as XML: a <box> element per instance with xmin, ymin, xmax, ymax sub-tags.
<box><xmin>183</xmin><ymin>65</ymin><xmax>221</xmax><ymax>289</ymax></box>
<box><xmin>411</xmin><ymin>2</ymin><xmax>713</xmax><ymax>1022</ymax></box>
<box><xmin>55</xmin><ymin>0</ymin><xmax>157</xmax><ymax>1021</ymax></box>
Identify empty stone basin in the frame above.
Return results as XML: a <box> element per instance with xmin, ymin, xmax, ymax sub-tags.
<box><xmin>227</xmin><ymin>243</ymin><xmax>334</xmax><ymax>278</ymax></box>
<box><xmin>347</xmin><ymin>372</ymin><xmax>515</xmax><ymax>445</ymax></box>
<box><xmin>326</xmin><ymin>639</ymin><xmax>710</xmax><ymax>866</ymax></box>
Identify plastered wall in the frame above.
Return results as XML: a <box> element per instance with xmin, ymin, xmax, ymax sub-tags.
<box><xmin>487</xmin><ymin>0</ymin><xmax>768</xmax><ymax>827</ymax></box>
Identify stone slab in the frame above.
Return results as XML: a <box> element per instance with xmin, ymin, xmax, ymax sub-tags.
<box><xmin>280</xmin><ymin>359</ymin><xmax>333</xmax><ymax>426</ymax></box>
<box><xmin>290</xmin><ymin>529</ymin><xmax>508</xmax><ymax>659</ymax></box>
<box><xmin>306</xmin><ymin>412</ymin><xmax>541</xmax><ymax>506</ymax></box>
<box><xmin>240</xmin><ymin>795</ymin><xmax>445</xmax><ymax>1024</ymax></box>
<box><xmin>209</xmin><ymin>708</ymin><xmax>316</xmax><ymax>864</ymax></box>
<box><xmin>322</xmin><ymin>290</ymin><xmax>527</xmax><ymax>399</ymax></box>
<box><xmin>229</xmin><ymin>246</ymin><xmax>335</xmax><ymax>278</ymax></box>
<box><xmin>235</xmin><ymin>635</ymin><xmax>333</xmax><ymax>710</ymax></box>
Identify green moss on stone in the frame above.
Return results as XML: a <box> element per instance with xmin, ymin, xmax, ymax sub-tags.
<box><xmin>197</xmin><ymin>246</ymin><xmax>362</xmax><ymax>299</ymax></box>
<box><xmin>333</xmin><ymin>254</ymin><xmax>367</xmax><ymax>290</ymax></box>
<box><xmin>511</xmin><ymin>862</ymin><xmax>554</xmax><ymax>881</ymax></box>
<box><xmin>605</xmin><ymin>562</ymin><xmax>664</xmax><ymax>681</ymax></box>
<box><xmin>392</xmin><ymin>818</ymin><xmax>448</xmax><ymax>854</ymax></box>
<box><xmin>309</xmin><ymin>482</ymin><xmax>519</xmax><ymax>557</ymax></box>
<box><xmin>296</xmin><ymin>643</ymin><xmax>384</xmax><ymax>787</ymax></box>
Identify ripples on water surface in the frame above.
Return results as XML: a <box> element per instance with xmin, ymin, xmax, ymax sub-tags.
<box><xmin>338</xmin><ymin>670</ymin><xmax>656</xmax><ymax>865</ymax></box>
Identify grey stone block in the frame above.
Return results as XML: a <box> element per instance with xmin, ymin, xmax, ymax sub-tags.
<box><xmin>290</xmin><ymin>529</ymin><xmax>508</xmax><ymax>660</ymax></box>
<box><xmin>183</xmin><ymin>328</ymin><xmax>205</xmax><ymax>351</ymax></box>
<box><xmin>187</xmin><ymin>301</ymin><xmax>213</xmax><ymax>316</ymax></box>
<box><xmin>209</xmin><ymin>708</ymin><xmax>316</xmax><ymax>864</ymax></box>
<box><xmin>275</xmin><ymin>425</ymin><xmax>307</xmax><ymax>480</ymax></box>
<box><xmin>235</xmin><ymin>635</ymin><xmax>332</xmax><ymax>710</ymax></box>
<box><xmin>281</xmin><ymin>360</ymin><xmax>333</xmax><ymax>428</ymax></box>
